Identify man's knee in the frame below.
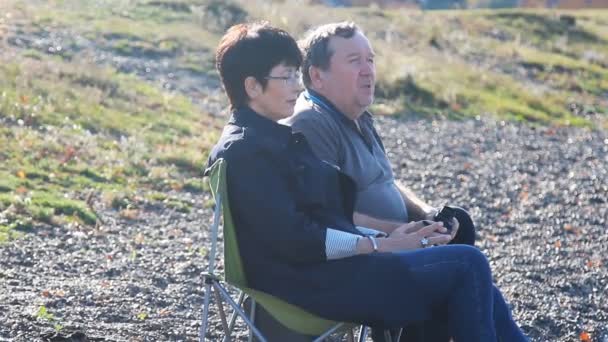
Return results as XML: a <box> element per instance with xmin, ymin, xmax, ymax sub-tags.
<box><xmin>457</xmin><ymin>245</ymin><xmax>491</xmax><ymax>278</ymax></box>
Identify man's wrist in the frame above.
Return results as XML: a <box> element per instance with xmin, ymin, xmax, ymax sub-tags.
<box><xmin>424</xmin><ymin>207</ymin><xmax>439</xmax><ymax>220</ymax></box>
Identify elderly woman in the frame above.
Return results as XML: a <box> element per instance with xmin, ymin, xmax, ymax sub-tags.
<box><xmin>207</xmin><ymin>22</ymin><xmax>527</xmax><ymax>342</ymax></box>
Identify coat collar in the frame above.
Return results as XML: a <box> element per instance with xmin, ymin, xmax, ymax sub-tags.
<box><xmin>230</xmin><ymin>106</ymin><xmax>292</xmax><ymax>142</ymax></box>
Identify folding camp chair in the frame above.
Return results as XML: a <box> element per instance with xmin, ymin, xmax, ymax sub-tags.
<box><xmin>200</xmin><ymin>158</ymin><xmax>404</xmax><ymax>342</ymax></box>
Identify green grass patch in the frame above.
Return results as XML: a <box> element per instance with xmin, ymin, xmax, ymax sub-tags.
<box><xmin>0</xmin><ymin>48</ymin><xmax>218</xmax><ymax>242</ymax></box>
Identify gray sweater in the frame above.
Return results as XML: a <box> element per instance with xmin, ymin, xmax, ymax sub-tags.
<box><xmin>282</xmin><ymin>90</ymin><xmax>408</xmax><ymax>223</ymax></box>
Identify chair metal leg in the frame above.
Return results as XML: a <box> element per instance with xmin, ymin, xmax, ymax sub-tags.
<box><xmin>384</xmin><ymin>330</ymin><xmax>393</xmax><ymax>342</ymax></box>
<box><xmin>201</xmin><ymin>194</ymin><xmax>223</xmax><ymax>342</ymax></box>
<box><xmin>199</xmin><ymin>282</ymin><xmax>214</xmax><ymax>342</ymax></box>
<box><xmin>394</xmin><ymin>328</ymin><xmax>403</xmax><ymax>341</ymax></box>
<box><xmin>214</xmin><ymin>286</ymin><xmax>232</xmax><ymax>342</ymax></box>
<box><xmin>346</xmin><ymin>328</ymin><xmax>355</xmax><ymax>342</ymax></box>
<box><xmin>214</xmin><ymin>283</ymin><xmax>268</xmax><ymax>342</ymax></box>
<box><xmin>208</xmin><ymin>194</ymin><xmax>222</xmax><ymax>274</ymax></box>
<box><xmin>223</xmin><ymin>291</ymin><xmax>246</xmax><ymax>342</ymax></box>
<box><xmin>312</xmin><ymin>323</ymin><xmax>344</xmax><ymax>342</ymax></box>
<box><xmin>358</xmin><ymin>326</ymin><xmax>368</xmax><ymax>342</ymax></box>
<box><xmin>247</xmin><ymin>298</ymin><xmax>256</xmax><ymax>342</ymax></box>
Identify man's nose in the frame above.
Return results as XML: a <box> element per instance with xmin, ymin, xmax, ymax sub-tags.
<box><xmin>360</xmin><ymin>61</ymin><xmax>374</xmax><ymax>76</ymax></box>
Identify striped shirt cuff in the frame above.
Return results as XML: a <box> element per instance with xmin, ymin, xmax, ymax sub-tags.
<box><xmin>356</xmin><ymin>226</ymin><xmax>388</xmax><ymax>237</ymax></box>
<box><xmin>325</xmin><ymin>228</ymin><xmax>360</xmax><ymax>260</ymax></box>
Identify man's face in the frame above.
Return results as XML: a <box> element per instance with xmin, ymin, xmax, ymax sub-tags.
<box><xmin>319</xmin><ymin>31</ymin><xmax>376</xmax><ymax>119</ymax></box>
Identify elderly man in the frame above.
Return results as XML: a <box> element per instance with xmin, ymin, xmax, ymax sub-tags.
<box><xmin>282</xmin><ymin>22</ymin><xmax>478</xmax><ymax>342</ymax></box>
<box><xmin>283</xmin><ymin>22</ymin><xmax>476</xmax><ymax>246</ymax></box>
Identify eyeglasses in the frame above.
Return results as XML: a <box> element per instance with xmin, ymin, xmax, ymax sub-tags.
<box><xmin>264</xmin><ymin>72</ymin><xmax>302</xmax><ymax>86</ymax></box>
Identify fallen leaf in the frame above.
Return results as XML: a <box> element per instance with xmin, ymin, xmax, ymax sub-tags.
<box><xmin>168</xmin><ymin>228</ymin><xmax>183</xmax><ymax>238</ymax></box>
<box><xmin>19</xmin><ymin>95</ymin><xmax>29</xmax><ymax>104</ymax></box>
<box><xmin>519</xmin><ymin>190</ymin><xmax>529</xmax><ymax>202</ymax></box>
<box><xmin>450</xmin><ymin>102</ymin><xmax>461</xmax><ymax>111</ymax></box>
<box><xmin>580</xmin><ymin>331</ymin><xmax>591</xmax><ymax>342</ymax></box>
<box><xmin>59</xmin><ymin>146</ymin><xmax>76</xmax><ymax>165</ymax></box>
<box><xmin>119</xmin><ymin>209</ymin><xmax>139</xmax><ymax>220</ymax></box>
<box><xmin>16</xmin><ymin>170</ymin><xmax>26</xmax><ymax>179</ymax></box>
<box><xmin>158</xmin><ymin>308</ymin><xmax>172</xmax><ymax>316</ymax></box>
<box><xmin>554</xmin><ymin>240</ymin><xmax>562</xmax><ymax>248</ymax></box>
<box><xmin>134</xmin><ymin>232</ymin><xmax>145</xmax><ymax>244</ymax></box>
<box><xmin>563</xmin><ymin>224</ymin><xmax>581</xmax><ymax>235</ymax></box>
<box><xmin>41</xmin><ymin>290</ymin><xmax>51</xmax><ymax>297</ymax></box>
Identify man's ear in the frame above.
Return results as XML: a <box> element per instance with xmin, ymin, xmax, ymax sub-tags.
<box><xmin>308</xmin><ymin>66</ymin><xmax>324</xmax><ymax>90</ymax></box>
<box><xmin>244</xmin><ymin>76</ymin><xmax>261</xmax><ymax>99</ymax></box>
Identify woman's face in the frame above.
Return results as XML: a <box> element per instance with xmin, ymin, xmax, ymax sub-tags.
<box><xmin>248</xmin><ymin>63</ymin><xmax>302</xmax><ymax>122</ymax></box>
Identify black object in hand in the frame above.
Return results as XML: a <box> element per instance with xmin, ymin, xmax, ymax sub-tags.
<box><xmin>433</xmin><ymin>206</ymin><xmax>456</xmax><ymax>233</ymax></box>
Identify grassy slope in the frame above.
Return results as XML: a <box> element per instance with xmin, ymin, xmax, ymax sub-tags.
<box><xmin>0</xmin><ymin>0</ymin><xmax>607</xmax><ymax>241</ymax></box>
<box><xmin>0</xmin><ymin>0</ymin><xmax>224</xmax><ymax>241</ymax></box>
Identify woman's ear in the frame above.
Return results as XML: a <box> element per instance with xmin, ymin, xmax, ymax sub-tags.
<box><xmin>244</xmin><ymin>76</ymin><xmax>261</xmax><ymax>99</ymax></box>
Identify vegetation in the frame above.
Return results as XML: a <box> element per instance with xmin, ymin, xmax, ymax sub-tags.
<box><xmin>241</xmin><ymin>2</ymin><xmax>606</xmax><ymax>124</ymax></box>
<box><xmin>0</xmin><ymin>0</ymin><xmax>224</xmax><ymax>241</ymax></box>
<box><xmin>0</xmin><ymin>0</ymin><xmax>606</xmax><ymax>241</ymax></box>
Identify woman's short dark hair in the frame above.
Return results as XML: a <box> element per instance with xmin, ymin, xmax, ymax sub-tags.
<box><xmin>215</xmin><ymin>22</ymin><xmax>302</xmax><ymax>111</ymax></box>
<box><xmin>299</xmin><ymin>22</ymin><xmax>360</xmax><ymax>88</ymax></box>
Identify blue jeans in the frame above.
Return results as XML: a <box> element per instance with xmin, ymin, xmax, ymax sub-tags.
<box><xmin>251</xmin><ymin>245</ymin><xmax>523</xmax><ymax>342</ymax></box>
<box><xmin>389</xmin><ymin>285</ymin><xmax>529</xmax><ymax>342</ymax></box>
<box><xmin>373</xmin><ymin>208</ymin><xmax>527</xmax><ymax>342</ymax></box>
<box><xmin>391</xmin><ymin>245</ymin><xmax>497</xmax><ymax>341</ymax></box>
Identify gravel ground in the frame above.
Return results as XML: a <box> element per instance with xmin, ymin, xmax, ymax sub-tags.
<box><xmin>1</xmin><ymin>115</ymin><xmax>607</xmax><ymax>342</ymax></box>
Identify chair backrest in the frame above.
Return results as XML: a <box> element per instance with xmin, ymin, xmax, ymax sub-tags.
<box><xmin>206</xmin><ymin>158</ymin><xmax>348</xmax><ymax>336</ymax></box>
<box><xmin>207</xmin><ymin>158</ymin><xmax>247</xmax><ymax>287</ymax></box>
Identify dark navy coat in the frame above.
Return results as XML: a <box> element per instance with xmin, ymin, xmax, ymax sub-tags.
<box><xmin>206</xmin><ymin>107</ymin><xmax>420</xmax><ymax>327</ymax></box>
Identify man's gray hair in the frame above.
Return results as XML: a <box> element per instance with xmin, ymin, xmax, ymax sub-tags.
<box><xmin>299</xmin><ymin>22</ymin><xmax>361</xmax><ymax>88</ymax></box>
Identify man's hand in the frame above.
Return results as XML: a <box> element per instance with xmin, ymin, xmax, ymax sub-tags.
<box><xmin>424</xmin><ymin>207</ymin><xmax>460</xmax><ymax>242</ymax></box>
<box><xmin>424</xmin><ymin>207</ymin><xmax>439</xmax><ymax>221</ymax></box>
<box><xmin>448</xmin><ymin>217</ymin><xmax>460</xmax><ymax>241</ymax></box>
